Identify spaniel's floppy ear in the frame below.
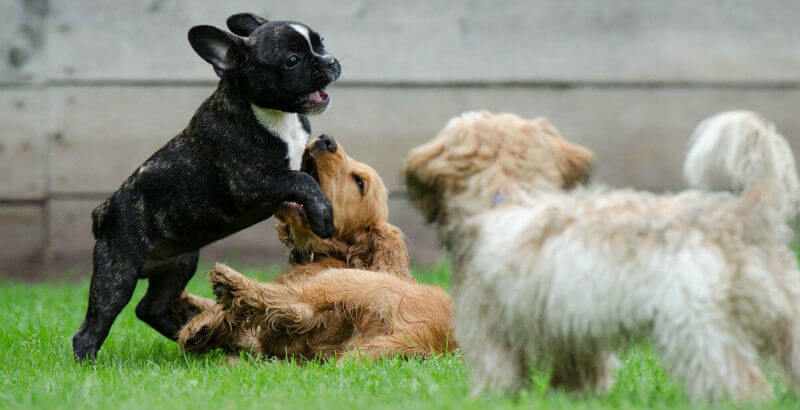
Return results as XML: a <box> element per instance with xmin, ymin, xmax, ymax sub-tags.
<box><xmin>364</xmin><ymin>223</ymin><xmax>412</xmax><ymax>280</ymax></box>
<box><xmin>558</xmin><ymin>139</ymin><xmax>595</xmax><ymax>188</ymax></box>
<box><xmin>275</xmin><ymin>223</ymin><xmax>294</xmax><ymax>249</ymax></box>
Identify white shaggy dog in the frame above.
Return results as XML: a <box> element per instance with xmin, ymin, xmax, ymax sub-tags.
<box><xmin>402</xmin><ymin>110</ymin><xmax>800</xmax><ymax>402</ymax></box>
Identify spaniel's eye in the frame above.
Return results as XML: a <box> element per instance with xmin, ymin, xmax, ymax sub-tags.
<box><xmin>286</xmin><ymin>55</ymin><xmax>301</xmax><ymax>68</ymax></box>
<box><xmin>353</xmin><ymin>174</ymin><xmax>365</xmax><ymax>194</ymax></box>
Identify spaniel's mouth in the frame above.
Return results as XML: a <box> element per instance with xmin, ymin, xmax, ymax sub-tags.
<box><xmin>301</xmin><ymin>153</ymin><xmax>319</xmax><ymax>183</ymax></box>
<box><xmin>275</xmin><ymin>201</ymin><xmax>308</xmax><ymax>227</ymax></box>
<box><xmin>276</xmin><ymin>152</ymin><xmax>320</xmax><ymax>227</ymax></box>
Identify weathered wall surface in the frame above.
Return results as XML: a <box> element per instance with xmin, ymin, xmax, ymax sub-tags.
<box><xmin>2</xmin><ymin>0</ymin><xmax>800</xmax><ymax>279</ymax></box>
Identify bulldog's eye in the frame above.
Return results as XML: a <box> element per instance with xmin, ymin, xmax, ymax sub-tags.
<box><xmin>353</xmin><ymin>174</ymin><xmax>365</xmax><ymax>194</ymax></box>
<box><xmin>286</xmin><ymin>55</ymin><xmax>301</xmax><ymax>68</ymax></box>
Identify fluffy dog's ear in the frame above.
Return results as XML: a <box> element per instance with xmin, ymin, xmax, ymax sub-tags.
<box><xmin>403</xmin><ymin>140</ymin><xmax>447</xmax><ymax>222</ymax></box>
<box><xmin>359</xmin><ymin>223</ymin><xmax>412</xmax><ymax>280</ymax></box>
<box><xmin>558</xmin><ymin>139</ymin><xmax>595</xmax><ymax>188</ymax></box>
<box><xmin>226</xmin><ymin>13</ymin><xmax>268</xmax><ymax>36</ymax></box>
<box><xmin>188</xmin><ymin>25</ymin><xmax>247</xmax><ymax>77</ymax></box>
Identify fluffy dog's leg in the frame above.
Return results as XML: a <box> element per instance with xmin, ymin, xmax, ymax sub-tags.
<box><xmin>774</xmin><ymin>273</ymin><xmax>800</xmax><ymax>391</ymax></box>
<box><xmin>550</xmin><ymin>351</ymin><xmax>620</xmax><ymax>394</ymax></box>
<box><xmin>455</xmin><ymin>280</ymin><xmax>528</xmax><ymax>396</ymax></box>
<box><xmin>781</xmin><ymin>322</ymin><xmax>800</xmax><ymax>391</ymax></box>
<box><xmin>653</xmin><ymin>311</ymin><xmax>770</xmax><ymax>402</ymax></box>
<box><xmin>208</xmin><ymin>264</ymin><xmax>311</xmax><ymax>332</ymax></box>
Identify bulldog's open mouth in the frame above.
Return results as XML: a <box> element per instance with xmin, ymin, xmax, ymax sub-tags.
<box><xmin>307</xmin><ymin>90</ymin><xmax>329</xmax><ymax>104</ymax></box>
<box><xmin>276</xmin><ymin>152</ymin><xmax>319</xmax><ymax>227</ymax></box>
<box><xmin>301</xmin><ymin>89</ymin><xmax>330</xmax><ymax>114</ymax></box>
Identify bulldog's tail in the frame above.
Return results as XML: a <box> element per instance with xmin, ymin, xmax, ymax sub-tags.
<box><xmin>684</xmin><ymin>110</ymin><xmax>800</xmax><ymax>222</ymax></box>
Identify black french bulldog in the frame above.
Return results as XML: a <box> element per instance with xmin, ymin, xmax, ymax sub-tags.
<box><xmin>72</xmin><ymin>13</ymin><xmax>341</xmax><ymax>361</ymax></box>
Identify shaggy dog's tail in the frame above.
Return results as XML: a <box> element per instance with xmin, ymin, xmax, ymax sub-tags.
<box><xmin>684</xmin><ymin>110</ymin><xmax>800</xmax><ymax>221</ymax></box>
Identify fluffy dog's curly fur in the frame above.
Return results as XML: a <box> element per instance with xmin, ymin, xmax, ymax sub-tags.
<box><xmin>173</xmin><ymin>136</ymin><xmax>455</xmax><ymax>359</ymax></box>
<box><xmin>403</xmin><ymin>110</ymin><xmax>800</xmax><ymax>402</ymax></box>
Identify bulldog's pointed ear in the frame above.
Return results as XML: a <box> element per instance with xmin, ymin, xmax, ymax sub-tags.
<box><xmin>226</xmin><ymin>13</ymin><xmax>269</xmax><ymax>36</ymax></box>
<box><xmin>188</xmin><ymin>25</ymin><xmax>246</xmax><ymax>78</ymax></box>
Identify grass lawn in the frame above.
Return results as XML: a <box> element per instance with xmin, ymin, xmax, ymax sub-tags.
<box><xmin>1</xmin><ymin>261</ymin><xmax>799</xmax><ymax>410</ymax></box>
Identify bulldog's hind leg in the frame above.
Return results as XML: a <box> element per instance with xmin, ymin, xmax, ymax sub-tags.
<box><xmin>136</xmin><ymin>251</ymin><xmax>199</xmax><ymax>340</ymax></box>
<box><xmin>73</xmin><ymin>239</ymin><xmax>143</xmax><ymax>361</ymax></box>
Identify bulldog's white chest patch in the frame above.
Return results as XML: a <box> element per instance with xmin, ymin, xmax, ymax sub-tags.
<box><xmin>251</xmin><ymin>104</ymin><xmax>310</xmax><ymax>170</ymax></box>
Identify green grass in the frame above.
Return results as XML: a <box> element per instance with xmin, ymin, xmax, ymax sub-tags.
<box><xmin>1</xmin><ymin>260</ymin><xmax>798</xmax><ymax>410</ymax></box>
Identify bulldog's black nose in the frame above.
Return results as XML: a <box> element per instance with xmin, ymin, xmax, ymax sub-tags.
<box><xmin>315</xmin><ymin>134</ymin><xmax>337</xmax><ymax>153</ymax></box>
<box><xmin>319</xmin><ymin>54</ymin><xmax>335</xmax><ymax>68</ymax></box>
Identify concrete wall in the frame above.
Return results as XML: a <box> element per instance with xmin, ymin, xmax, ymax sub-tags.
<box><xmin>2</xmin><ymin>0</ymin><xmax>800</xmax><ymax>279</ymax></box>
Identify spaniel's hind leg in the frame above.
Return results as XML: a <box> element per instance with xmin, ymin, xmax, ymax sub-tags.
<box><xmin>207</xmin><ymin>264</ymin><xmax>312</xmax><ymax>332</ymax></box>
<box><xmin>211</xmin><ymin>267</ymin><xmax>407</xmax><ymax>334</ymax></box>
<box><xmin>348</xmin><ymin>333</ymin><xmax>436</xmax><ymax>360</ymax></box>
<box><xmin>268</xmin><ymin>269</ymin><xmax>414</xmax><ymax>323</ymax></box>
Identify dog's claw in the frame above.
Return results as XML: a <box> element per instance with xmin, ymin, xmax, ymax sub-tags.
<box><xmin>213</xmin><ymin>284</ymin><xmax>227</xmax><ymax>300</ymax></box>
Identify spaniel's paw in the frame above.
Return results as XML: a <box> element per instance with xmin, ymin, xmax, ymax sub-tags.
<box><xmin>208</xmin><ymin>263</ymin><xmax>247</xmax><ymax>307</ymax></box>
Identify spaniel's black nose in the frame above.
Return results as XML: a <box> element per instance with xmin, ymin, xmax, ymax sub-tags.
<box><xmin>315</xmin><ymin>134</ymin><xmax>337</xmax><ymax>153</ymax></box>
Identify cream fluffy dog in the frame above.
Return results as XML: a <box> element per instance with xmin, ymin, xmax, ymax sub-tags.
<box><xmin>402</xmin><ymin>110</ymin><xmax>800</xmax><ymax>402</ymax></box>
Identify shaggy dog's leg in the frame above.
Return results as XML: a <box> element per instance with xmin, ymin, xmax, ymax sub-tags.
<box><xmin>455</xmin><ymin>280</ymin><xmax>528</xmax><ymax>396</ymax></box>
<box><xmin>774</xmin><ymin>271</ymin><xmax>800</xmax><ymax>391</ymax></box>
<box><xmin>549</xmin><ymin>351</ymin><xmax>619</xmax><ymax>394</ymax></box>
<box><xmin>785</xmin><ymin>322</ymin><xmax>800</xmax><ymax>390</ymax></box>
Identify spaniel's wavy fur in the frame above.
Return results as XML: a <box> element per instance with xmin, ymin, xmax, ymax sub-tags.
<box><xmin>173</xmin><ymin>136</ymin><xmax>454</xmax><ymax>359</ymax></box>
<box><xmin>403</xmin><ymin>110</ymin><xmax>800</xmax><ymax>402</ymax></box>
